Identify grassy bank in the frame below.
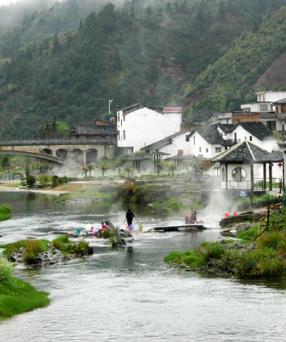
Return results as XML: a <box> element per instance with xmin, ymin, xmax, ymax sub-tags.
<box><xmin>0</xmin><ymin>259</ymin><xmax>50</xmax><ymax>319</ymax></box>
<box><xmin>3</xmin><ymin>236</ymin><xmax>90</xmax><ymax>265</ymax></box>
<box><xmin>165</xmin><ymin>209</ymin><xmax>286</xmax><ymax>280</ymax></box>
<box><xmin>0</xmin><ymin>205</ymin><xmax>11</xmax><ymax>221</ymax></box>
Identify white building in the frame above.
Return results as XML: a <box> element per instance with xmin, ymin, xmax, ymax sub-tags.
<box><xmin>143</xmin><ymin>122</ymin><xmax>276</xmax><ymax>161</ymax></box>
<box><xmin>117</xmin><ymin>104</ymin><xmax>182</xmax><ymax>153</ymax></box>
<box><xmin>217</xmin><ymin>122</ymin><xmax>278</xmax><ymax>152</ymax></box>
<box><xmin>241</xmin><ymin>90</ymin><xmax>286</xmax><ymax>113</ymax></box>
<box><xmin>143</xmin><ymin>125</ymin><xmax>231</xmax><ymax>159</ymax></box>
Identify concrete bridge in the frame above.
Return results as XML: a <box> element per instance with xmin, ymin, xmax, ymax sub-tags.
<box><xmin>0</xmin><ymin>138</ymin><xmax>116</xmax><ymax>164</ymax></box>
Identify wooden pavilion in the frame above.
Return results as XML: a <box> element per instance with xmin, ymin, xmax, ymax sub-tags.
<box><xmin>212</xmin><ymin>141</ymin><xmax>284</xmax><ymax>193</ymax></box>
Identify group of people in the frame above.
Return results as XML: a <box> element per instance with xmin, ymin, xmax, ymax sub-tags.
<box><xmin>86</xmin><ymin>209</ymin><xmax>136</xmax><ymax>238</ymax></box>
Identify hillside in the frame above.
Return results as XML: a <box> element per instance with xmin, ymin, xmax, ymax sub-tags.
<box><xmin>188</xmin><ymin>5</ymin><xmax>286</xmax><ymax>120</ymax></box>
<box><xmin>1</xmin><ymin>0</ymin><xmax>286</xmax><ymax>139</ymax></box>
<box><xmin>0</xmin><ymin>0</ymin><xmax>126</xmax><ymax>58</ymax></box>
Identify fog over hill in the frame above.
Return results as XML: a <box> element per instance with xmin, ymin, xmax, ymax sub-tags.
<box><xmin>0</xmin><ymin>0</ymin><xmax>286</xmax><ymax>139</ymax></box>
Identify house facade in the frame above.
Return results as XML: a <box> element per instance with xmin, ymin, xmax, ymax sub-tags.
<box><xmin>117</xmin><ymin>104</ymin><xmax>182</xmax><ymax>153</ymax></box>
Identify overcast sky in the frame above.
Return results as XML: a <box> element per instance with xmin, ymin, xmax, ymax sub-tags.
<box><xmin>0</xmin><ymin>0</ymin><xmax>24</xmax><ymax>4</ymax></box>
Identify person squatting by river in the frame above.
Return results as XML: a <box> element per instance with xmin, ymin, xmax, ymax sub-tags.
<box><xmin>126</xmin><ymin>208</ymin><xmax>135</xmax><ymax>232</ymax></box>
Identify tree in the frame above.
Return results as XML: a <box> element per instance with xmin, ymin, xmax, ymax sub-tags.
<box><xmin>26</xmin><ymin>174</ymin><xmax>36</xmax><ymax>188</ymax></box>
<box><xmin>98</xmin><ymin>159</ymin><xmax>111</xmax><ymax>177</ymax></box>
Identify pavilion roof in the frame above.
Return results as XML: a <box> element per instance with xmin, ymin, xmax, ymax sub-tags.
<box><xmin>212</xmin><ymin>141</ymin><xmax>283</xmax><ymax>163</ymax></box>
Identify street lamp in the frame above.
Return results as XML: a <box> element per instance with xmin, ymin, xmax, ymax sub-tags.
<box><xmin>108</xmin><ymin>98</ymin><xmax>114</xmax><ymax>116</ymax></box>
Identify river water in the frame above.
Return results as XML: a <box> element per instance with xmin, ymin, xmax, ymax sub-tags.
<box><xmin>0</xmin><ymin>192</ymin><xmax>286</xmax><ymax>342</ymax></box>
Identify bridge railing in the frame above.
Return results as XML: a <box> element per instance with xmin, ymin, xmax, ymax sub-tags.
<box><xmin>0</xmin><ymin>137</ymin><xmax>117</xmax><ymax>146</ymax></box>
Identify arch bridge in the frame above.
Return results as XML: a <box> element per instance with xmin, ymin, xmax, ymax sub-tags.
<box><xmin>0</xmin><ymin>138</ymin><xmax>116</xmax><ymax>164</ymax></box>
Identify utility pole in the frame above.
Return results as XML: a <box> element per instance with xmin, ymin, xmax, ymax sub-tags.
<box><xmin>108</xmin><ymin>98</ymin><xmax>113</xmax><ymax>116</ymax></box>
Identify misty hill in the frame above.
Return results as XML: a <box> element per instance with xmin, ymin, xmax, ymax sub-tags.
<box><xmin>0</xmin><ymin>0</ymin><xmax>127</xmax><ymax>58</ymax></box>
<box><xmin>1</xmin><ymin>0</ymin><xmax>286</xmax><ymax>139</ymax></box>
<box><xmin>188</xmin><ymin>5</ymin><xmax>286</xmax><ymax>120</ymax></box>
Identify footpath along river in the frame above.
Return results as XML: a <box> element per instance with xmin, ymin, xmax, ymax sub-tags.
<box><xmin>0</xmin><ymin>192</ymin><xmax>286</xmax><ymax>342</ymax></box>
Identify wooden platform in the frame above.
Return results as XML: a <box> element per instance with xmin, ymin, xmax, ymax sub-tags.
<box><xmin>152</xmin><ymin>224</ymin><xmax>206</xmax><ymax>232</ymax></box>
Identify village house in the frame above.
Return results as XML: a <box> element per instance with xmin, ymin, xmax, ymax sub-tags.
<box><xmin>217</xmin><ymin>122</ymin><xmax>277</xmax><ymax>152</ymax></box>
<box><xmin>142</xmin><ymin>122</ymin><xmax>276</xmax><ymax>161</ymax></box>
<box><xmin>117</xmin><ymin>104</ymin><xmax>182</xmax><ymax>153</ymax></box>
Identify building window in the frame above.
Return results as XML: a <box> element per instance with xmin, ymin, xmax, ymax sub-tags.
<box><xmin>199</xmin><ymin>147</ymin><xmax>201</xmax><ymax>153</ymax></box>
<box><xmin>260</xmin><ymin>104</ymin><xmax>268</xmax><ymax>112</ymax></box>
<box><xmin>121</xmin><ymin>120</ymin><xmax>122</xmax><ymax>126</ymax></box>
<box><xmin>123</xmin><ymin>130</ymin><xmax>126</xmax><ymax>140</ymax></box>
<box><xmin>186</xmin><ymin>135</ymin><xmax>190</xmax><ymax>142</ymax></box>
<box><xmin>249</xmin><ymin>136</ymin><xmax>252</xmax><ymax>141</ymax></box>
<box><xmin>193</xmin><ymin>136</ymin><xmax>196</xmax><ymax>145</ymax></box>
<box><xmin>215</xmin><ymin>147</ymin><xmax>222</xmax><ymax>153</ymax></box>
<box><xmin>232</xmin><ymin>167</ymin><xmax>247</xmax><ymax>182</ymax></box>
<box><xmin>234</xmin><ymin>133</ymin><xmax>237</xmax><ymax>142</ymax></box>
<box><xmin>206</xmin><ymin>148</ymin><xmax>208</xmax><ymax>153</ymax></box>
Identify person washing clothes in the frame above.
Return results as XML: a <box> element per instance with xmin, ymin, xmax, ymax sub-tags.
<box><xmin>126</xmin><ymin>208</ymin><xmax>135</xmax><ymax>232</ymax></box>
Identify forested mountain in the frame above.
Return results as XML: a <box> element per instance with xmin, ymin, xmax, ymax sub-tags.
<box><xmin>0</xmin><ymin>0</ymin><xmax>126</xmax><ymax>58</ymax></box>
<box><xmin>1</xmin><ymin>0</ymin><xmax>286</xmax><ymax>139</ymax></box>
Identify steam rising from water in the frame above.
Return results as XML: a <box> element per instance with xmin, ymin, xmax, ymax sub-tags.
<box><xmin>200</xmin><ymin>178</ymin><xmax>237</xmax><ymax>226</ymax></box>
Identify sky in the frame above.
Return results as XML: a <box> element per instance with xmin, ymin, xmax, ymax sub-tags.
<box><xmin>0</xmin><ymin>0</ymin><xmax>63</xmax><ymax>6</ymax></box>
<box><xmin>0</xmin><ymin>0</ymin><xmax>27</xmax><ymax>4</ymax></box>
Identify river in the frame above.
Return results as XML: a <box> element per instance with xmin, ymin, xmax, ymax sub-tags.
<box><xmin>0</xmin><ymin>192</ymin><xmax>286</xmax><ymax>342</ymax></box>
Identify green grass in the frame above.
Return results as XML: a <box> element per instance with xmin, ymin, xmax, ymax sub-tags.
<box><xmin>3</xmin><ymin>236</ymin><xmax>89</xmax><ymax>265</ymax></box>
<box><xmin>0</xmin><ymin>259</ymin><xmax>50</xmax><ymax>319</ymax></box>
<box><xmin>165</xmin><ymin>234</ymin><xmax>286</xmax><ymax>280</ymax></box>
<box><xmin>3</xmin><ymin>239</ymin><xmax>49</xmax><ymax>262</ymax></box>
<box><xmin>236</xmin><ymin>224</ymin><xmax>261</xmax><ymax>241</ymax></box>
<box><xmin>0</xmin><ymin>205</ymin><xmax>11</xmax><ymax>221</ymax></box>
<box><xmin>52</xmin><ymin>235</ymin><xmax>89</xmax><ymax>256</ymax></box>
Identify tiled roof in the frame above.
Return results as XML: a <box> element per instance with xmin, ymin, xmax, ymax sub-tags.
<box><xmin>272</xmin><ymin>98</ymin><xmax>286</xmax><ymax>104</ymax></box>
<box><xmin>189</xmin><ymin>125</ymin><xmax>226</xmax><ymax>145</ymax></box>
<box><xmin>217</xmin><ymin>124</ymin><xmax>236</xmax><ymax>134</ymax></box>
<box><xmin>238</xmin><ymin>122</ymin><xmax>272</xmax><ymax>140</ymax></box>
<box><xmin>142</xmin><ymin>131</ymin><xmax>187</xmax><ymax>152</ymax></box>
<box><xmin>212</xmin><ymin>141</ymin><xmax>282</xmax><ymax>163</ymax></box>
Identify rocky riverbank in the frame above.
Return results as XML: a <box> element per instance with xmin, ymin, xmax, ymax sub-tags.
<box><xmin>1</xmin><ymin>236</ymin><xmax>92</xmax><ymax>267</ymax></box>
<box><xmin>165</xmin><ymin>207</ymin><xmax>286</xmax><ymax>281</ymax></box>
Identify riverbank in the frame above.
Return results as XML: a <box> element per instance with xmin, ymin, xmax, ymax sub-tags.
<box><xmin>165</xmin><ymin>207</ymin><xmax>286</xmax><ymax>282</ymax></box>
<box><xmin>0</xmin><ymin>184</ymin><xmax>68</xmax><ymax>196</ymax></box>
<box><xmin>0</xmin><ymin>260</ymin><xmax>50</xmax><ymax>319</ymax></box>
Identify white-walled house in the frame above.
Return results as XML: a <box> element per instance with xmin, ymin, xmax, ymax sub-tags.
<box><xmin>143</xmin><ymin>125</ymin><xmax>231</xmax><ymax>159</ymax></box>
<box><xmin>217</xmin><ymin>122</ymin><xmax>278</xmax><ymax>152</ymax></box>
<box><xmin>240</xmin><ymin>91</ymin><xmax>286</xmax><ymax>113</ymax></box>
<box><xmin>117</xmin><ymin>104</ymin><xmax>182</xmax><ymax>153</ymax></box>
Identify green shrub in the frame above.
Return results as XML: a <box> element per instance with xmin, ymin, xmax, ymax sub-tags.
<box><xmin>164</xmin><ymin>251</ymin><xmax>184</xmax><ymax>264</ymax></box>
<box><xmin>183</xmin><ymin>251</ymin><xmax>205</xmax><ymax>268</ymax></box>
<box><xmin>257</xmin><ymin>231</ymin><xmax>286</xmax><ymax>251</ymax></box>
<box><xmin>0</xmin><ymin>205</ymin><xmax>11</xmax><ymax>221</ymax></box>
<box><xmin>71</xmin><ymin>241</ymin><xmax>89</xmax><ymax>256</ymax></box>
<box><xmin>38</xmin><ymin>175</ymin><xmax>50</xmax><ymax>187</ymax></box>
<box><xmin>199</xmin><ymin>242</ymin><xmax>225</xmax><ymax>261</ymax></box>
<box><xmin>237</xmin><ymin>248</ymin><xmax>282</xmax><ymax>279</ymax></box>
<box><xmin>51</xmin><ymin>175</ymin><xmax>59</xmax><ymax>188</ymax></box>
<box><xmin>52</xmin><ymin>235</ymin><xmax>72</xmax><ymax>253</ymax></box>
<box><xmin>0</xmin><ymin>259</ymin><xmax>12</xmax><ymax>283</ymax></box>
<box><xmin>26</xmin><ymin>175</ymin><xmax>36</xmax><ymax>188</ymax></box>
<box><xmin>3</xmin><ymin>240</ymin><xmax>29</xmax><ymax>260</ymax></box>
<box><xmin>23</xmin><ymin>240</ymin><xmax>49</xmax><ymax>265</ymax></box>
